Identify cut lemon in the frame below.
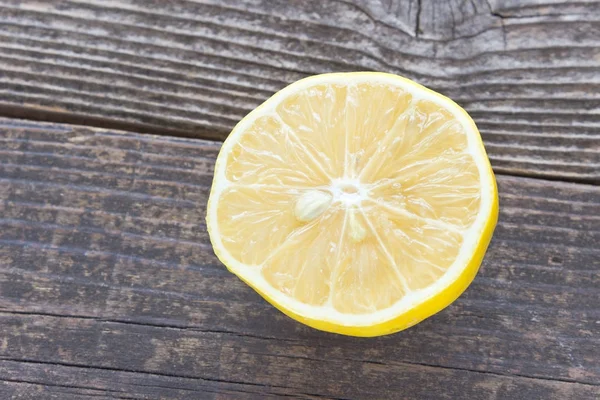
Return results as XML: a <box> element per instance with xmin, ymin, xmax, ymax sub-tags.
<box><xmin>207</xmin><ymin>72</ymin><xmax>498</xmax><ymax>337</ymax></box>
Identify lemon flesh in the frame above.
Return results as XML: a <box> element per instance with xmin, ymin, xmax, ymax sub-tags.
<box><xmin>207</xmin><ymin>72</ymin><xmax>498</xmax><ymax>337</ymax></box>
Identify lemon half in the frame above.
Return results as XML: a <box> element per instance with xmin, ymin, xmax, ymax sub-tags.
<box><xmin>207</xmin><ymin>72</ymin><xmax>498</xmax><ymax>337</ymax></box>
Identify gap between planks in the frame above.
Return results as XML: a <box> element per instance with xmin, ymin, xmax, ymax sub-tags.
<box><xmin>0</xmin><ymin>110</ymin><xmax>597</xmax><ymax>187</ymax></box>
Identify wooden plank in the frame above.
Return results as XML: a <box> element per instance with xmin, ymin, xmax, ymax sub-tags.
<box><xmin>0</xmin><ymin>118</ymin><xmax>599</xmax><ymax>399</ymax></box>
<box><xmin>491</xmin><ymin>0</ymin><xmax>600</xmax><ymax>18</ymax></box>
<box><xmin>0</xmin><ymin>322</ymin><xmax>598</xmax><ymax>400</ymax></box>
<box><xmin>0</xmin><ymin>0</ymin><xmax>598</xmax><ymax>182</ymax></box>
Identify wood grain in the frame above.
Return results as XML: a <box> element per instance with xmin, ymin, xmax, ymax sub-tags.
<box><xmin>0</xmin><ymin>118</ymin><xmax>598</xmax><ymax>399</ymax></box>
<box><xmin>0</xmin><ymin>0</ymin><xmax>599</xmax><ymax>182</ymax></box>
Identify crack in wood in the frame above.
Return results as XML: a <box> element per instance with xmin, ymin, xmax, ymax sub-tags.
<box><xmin>416</xmin><ymin>0</ymin><xmax>422</xmax><ymax>37</ymax></box>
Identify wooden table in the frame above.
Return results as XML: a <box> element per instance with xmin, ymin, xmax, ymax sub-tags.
<box><xmin>0</xmin><ymin>1</ymin><xmax>598</xmax><ymax>399</ymax></box>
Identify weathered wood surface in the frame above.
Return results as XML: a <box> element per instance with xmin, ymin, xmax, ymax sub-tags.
<box><xmin>0</xmin><ymin>0</ymin><xmax>599</xmax><ymax>182</ymax></box>
<box><xmin>0</xmin><ymin>0</ymin><xmax>599</xmax><ymax>398</ymax></box>
<box><xmin>0</xmin><ymin>118</ymin><xmax>598</xmax><ymax>399</ymax></box>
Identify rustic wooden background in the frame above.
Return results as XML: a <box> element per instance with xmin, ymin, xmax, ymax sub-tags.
<box><xmin>0</xmin><ymin>1</ymin><xmax>599</xmax><ymax>399</ymax></box>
